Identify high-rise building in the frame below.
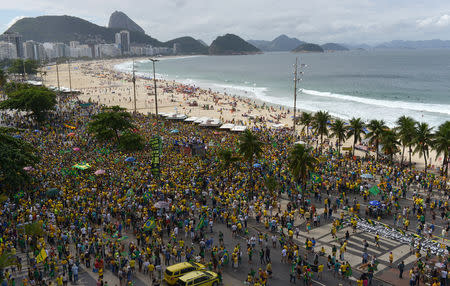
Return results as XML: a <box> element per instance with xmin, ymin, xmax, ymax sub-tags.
<box><xmin>23</xmin><ymin>40</ymin><xmax>45</xmax><ymax>60</ymax></box>
<box><xmin>0</xmin><ymin>32</ymin><xmax>24</xmax><ymax>58</ymax></box>
<box><xmin>0</xmin><ymin>41</ymin><xmax>17</xmax><ymax>59</ymax></box>
<box><xmin>115</xmin><ymin>30</ymin><xmax>130</xmax><ymax>55</ymax></box>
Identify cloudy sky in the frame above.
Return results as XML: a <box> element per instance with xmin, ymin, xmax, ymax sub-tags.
<box><xmin>1</xmin><ymin>0</ymin><xmax>450</xmax><ymax>44</ymax></box>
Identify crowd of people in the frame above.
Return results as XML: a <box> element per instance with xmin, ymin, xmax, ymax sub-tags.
<box><xmin>0</xmin><ymin>90</ymin><xmax>448</xmax><ymax>286</ymax></box>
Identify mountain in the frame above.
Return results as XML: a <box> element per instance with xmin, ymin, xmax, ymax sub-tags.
<box><xmin>249</xmin><ymin>35</ymin><xmax>304</xmax><ymax>51</ymax></box>
<box><xmin>292</xmin><ymin>43</ymin><xmax>324</xmax><ymax>53</ymax></box>
<box><xmin>247</xmin><ymin>39</ymin><xmax>271</xmax><ymax>50</ymax></box>
<box><xmin>375</xmin><ymin>39</ymin><xmax>450</xmax><ymax>49</ymax></box>
<box><xmin>108</xmin><ymin>11</ymin><xmax>145</xmax><ymax>34</ymax></box>
<box><xmin>209</xmin><ymin>34</ymin><xmax>261</xmax><ymax>55</ymax></box>
<box><xmin>197</xmin><ymin>39</ymin><xmax>208</xmax><ymax>47</ymax></box>
<box><xmin>321</xmin><ymin>43</ymin><xmax>349</xmax><ymax>51</ymax></box>
<box><xmin>6</xmin><ymin>15</ymin><xmax>163</xmax><ymax>46</ymax></box>
<box><xmin>165</xmin><ymin>37</ymin><xmax>208</xmax><ymax>54</ymax></box>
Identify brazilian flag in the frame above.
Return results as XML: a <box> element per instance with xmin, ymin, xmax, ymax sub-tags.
<box><xmin>310</xmin><ymin>173</ymin><xmax>322</xmax><ymax>183</ymax></box>
<box><xmin>143</xmin><ymin>191</ymin><xmax>152</xmax><ymax>202</ymax></box>
<box><xmin>397</xmin><ymin>229</ymin><xmax>405</xmax><ymax>235</ymax></box>
<box><xmin>366</xmin><ymin>219</ymin><xmax>375</xmax><ymax>226</ymax></box>
<box><xmin>143</xmin><ymin>218</ymin><xmax>156</xmax><ymax>232</ymax></box>
<box><xmin>195</xmin><ymin>216</ymin><xmax>206</xmax><ymax>231</ymax></box>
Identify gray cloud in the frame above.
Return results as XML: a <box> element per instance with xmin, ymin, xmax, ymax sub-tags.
<box><xmin>2</xmin><ymin>0</ymin><xmax>450</xmax><ymax>44</ymax></box>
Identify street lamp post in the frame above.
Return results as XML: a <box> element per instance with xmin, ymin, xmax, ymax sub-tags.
<box><xmin>67</xmin><ymin>58</ymin><xmax>72</xmax><ymax>96</ymax></box>
<box><xmin>132</xmin><ymin>60</ymin><xmax>137</xmax><ymax>113</ymax></box>
<box><xmin>149</xmin><ymin>58</ymin><xmax>159</xmax><ymax>120</ymax></box>
<box><xmin>292</xmin><ymin>57</ymin><xmax>306</xmax><ymax>141</ymax></box>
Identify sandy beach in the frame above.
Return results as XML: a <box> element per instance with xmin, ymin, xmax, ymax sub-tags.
<box><xmin>42</xmin><ymin>58</ymin><xmax>444</xmax><ymax>171</ymax></box>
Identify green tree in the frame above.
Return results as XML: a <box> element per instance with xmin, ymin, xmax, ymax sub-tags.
<box><xmin>413</xmin><ymin>122</ymin><xmax>434</xmax><ymax>172</ymax></box>
<box><xmin>118</xmin><ymin>131</ymin><xmax>145</xmax><ymax>151</ymax></box>
<box><xmin>312</xmin><ymin>111</ymin><xmax>331</xmax><ymax>147</ymax></box>
<box><xmin>347</xmin><ymin>117</ymin><xmax>365</xmax><ymax>157</ymax></box>
<box><xmin>0</xmin><ymin>69</ymin><xmax>6</xmax><ymax>89</ymax></box>
<box><xmin>0</xmin><ymin>130</ymin><xmax>39</xmax><ymax>193</ymax></box>
<box><xmin>298</xmin><ymin>112</ymin><xmax>313</xmax><ymax>136</ymax></box>
<box><xmin>238</xmin><ymin>129</ymin><xmax>263</xmax><ymax>186</ymax></box>
<box><xmin>88</xmin><ymin>106</ymin><xmax>134</xmax><ymax>143</ymax></box>
<box><xmin>366</xmin><ymin>119</ymin><xmax>388</xmax><ymax>160</ymax></box>
<box><xmin>0</xmin><ymin>252</ymin><xmax>16</xmax><ymax>282</ymax></box>
<box><xmin>264</xmin><ymin>175</ymin><xmax>279</xmax><ymax>195</ymax></box>
<box><xmin>0</xmin><ymin>85</ymin><xmax>56</xmax><ymax>123</ymax></box>
<box><xmin>433</xmin><ymin>121</ymin><xmax>449</xmax><ymax>176</ymax></box>
<box><xmin>330</xmin><ymin>119</ymin><xmax>347</xmax><ymax>156</ymax></box>
<box><xmin>7</xmin><ymin>59</ymin><xmax>38</xmax><ymax>75</ymax></box>
<box><xmin>381</xmin><ymin>129</ymin><xmax>400</xmax><ymax>162</ymax></box>
<box><xmin>217</xmin><ymin>148</ymin><xmax>240</xmax><ymax>180</ymax></box>
<box><xmin>288</xmin><ymin>143</ymin><xmax>318</xmax><ymax>191</ymax></box>
<box><xmin>395</xmin><ymin>116</ymin><xmax>417</xmax><ymax>167</ymax></box>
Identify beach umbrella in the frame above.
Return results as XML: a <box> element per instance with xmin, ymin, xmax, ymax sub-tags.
<box><xmin>125</xmin><ymin>157</ymin><xmax>136</xmax><ymax>162</ymax></box>
<box><xmin>253</xmin><ymin>163</ymin><xmax>262</xmax><ymax>168</ymax></box>
<box><xmin>361</xmin><ymin>173</ymin><xmax>373</xmax><ymax>179</ymax></box>
<box><xmin>94</xmin><ymin>169</ymin><xmax>105</xmax><ymax>175</ymax></box>
<box><xmin>170</xmin><ymin>129</ymin><xmax>179</xmax><ymax>133</ymax></box>
<box><xmin>72</xmin><ymin>147</ymin><xmax>80</xmax><ymax>151</ymax></box>
<box><xmin>67</xmin><ymin>132</ymin><xmax>75</xmax><ymax>137</ymax></box>
<box><xmin>369</xmin><ymin>200</ymin><xmax>381</xmax><ymax>207</ymax></box>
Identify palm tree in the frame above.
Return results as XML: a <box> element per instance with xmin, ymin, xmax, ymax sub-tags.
<box><xmin>413</xmin><ymin>122</ymin><xmax>434</xmax><ymax>172</ymax></box>
<box><xmin>238</xmin><ymin>129</ymin><xmax>264</xmax><ymax>185</ymax></box>
<box><xmin>347</xmin><ymin>117</ymin><xmax>365</xmax><ymax>157</ymax></box>
<box><xmin>366</xmin><ymin>119</ymin><xmax>388</xmax><ymax>160</ymax></box>
<box><xmin>395</xmin><ymin>116</ymin><xmax>417</xmax><ymax>167</ymax></box>
<box><xmin>217</xmin><ymin>148</ymin><xmax>240</xmax><ymax>180</ymax></box>
<box><xmin>330</xmin><ymin>119</ymin><xmax>347</xmax><ymax>156</ymax></box>
<box><xmin>433</xmin><ymin>121</ymin><xmax>450</xmax><ymax>176</ymax></box>
<box><xmin>313</xmin><ymin>111</ymin><xmax>331</xmax><ymax>147</ymax></box>
<box><xmin>288</xmin><ymin>143</ymin><xmax>318</xmax><ymax>192</ymax></box>
<box><xmin>381</xmin><ymin>129</ymin><xmax>400</xmax><ymax>162</ymax></box>
<box><xmin>299</xmin><ymin>112</ymin><xmax>313</xmax><ymax>136</ymax></box>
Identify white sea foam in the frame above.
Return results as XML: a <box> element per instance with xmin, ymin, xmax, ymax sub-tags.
<box><xmin>301</xmin><ymin>89</ymin><xmax>450</xmax><ymax>115</ymax></box>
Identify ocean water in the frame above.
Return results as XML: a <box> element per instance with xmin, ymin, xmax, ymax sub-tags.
<box><xmin>115</xmin><ymin>50</ymin><xmax>450</xmax><ymax>128</ymax></box>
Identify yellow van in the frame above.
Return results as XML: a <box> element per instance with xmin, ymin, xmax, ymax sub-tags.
<box><xmin>164</xmin><ymin>262</ymin><xmax>205</xmax><ymax>285</ymax></box>
<box><xmin>175</xmin><ymin>270</ymin><xmax>219</xmax><ymax>286</ymax></box>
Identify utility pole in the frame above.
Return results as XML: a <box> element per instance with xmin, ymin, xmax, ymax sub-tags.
<box><xmin>149</xmin><ymin>58</ymin><xmax>159</xmax><ymax>120</ymax></box>
<box><xmin>292</xmin><ymin>57</ymin><xmax>305</xmax><ymax>141</ymax></box>
<box><xmin>67</xmin><ymin>58</ymin><xmax>72</xmax><ymax>95</ymax></box>
<box><xmin>56</xmin><ymin>61</ymin><xmax>60</xmax><ymax>92</ymax></box>
<box><xmin>132</xmin><ymin>60</ymin><xmax>137</xmax><ymax>113</ymax></box>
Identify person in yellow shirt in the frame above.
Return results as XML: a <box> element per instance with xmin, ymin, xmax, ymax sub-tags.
<box><xmin>318</xmin><ymin>264</ymin><xmax>324</xmax><ymax>279</ymax></box>
<box><xmin>389</xmin><ymin>252</ymin><xmax>393</xmax><ymax>266</ymax></box>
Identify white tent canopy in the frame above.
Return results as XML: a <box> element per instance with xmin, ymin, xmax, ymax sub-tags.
<box><xmin>231</xmin><ymin>125</ymin><xmax>247</xmax><ymax>132</ymax></box>
<box><xmin>220</xmin><ymin>123</ymin><xmax>235</xmax><ymax>130</ymax></box>
<box><xmin>184</xmin><ymin>117</ymin><xmax>198</xmax><ymax>122</ymax></box>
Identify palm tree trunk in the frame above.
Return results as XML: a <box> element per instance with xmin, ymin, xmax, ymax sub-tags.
<box><xmin>353</xmin><ymin>137</ymin><xmax>357</xmax><ymax>157</ymax></box>
<box><xmin>375</xmin><ymin>141</ymin><xmax>379</xmax><ymax>161</ymax></box>
<box><xmin>424</xmin><ymin>153</ymin><xmax>428</xmax><ymax>173</ymax></box>
<box><xmin>409</xmin><ymin>146</ymin><xmax>412</xmax><ymax>170</ymax></box>
<box><xmin>401</xmin><ymin>145</ymin><xmax>405</xmax><ymax>165</ymax></box>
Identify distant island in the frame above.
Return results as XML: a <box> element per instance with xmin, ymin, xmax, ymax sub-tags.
<box><xmin>292</xmin><ymin>43</ymin><xmax>324</xmax><ymax>53</ymax></box>
<box><xmin>321</xmin><ymin>43</ymin><xmax>349</xmax><ymax>51</ymax></box>
<box><xmin>248</xmin><ymin>34</ymin><xmax>305</xmax><ymax>52</ymax></box>
<box><xmin>209</xmin><ymin>34</ymin><xmax>261</xmax><ymax>55</ymax></box>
